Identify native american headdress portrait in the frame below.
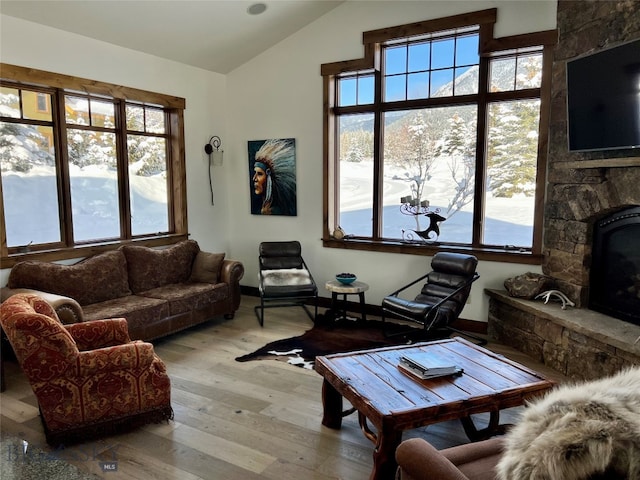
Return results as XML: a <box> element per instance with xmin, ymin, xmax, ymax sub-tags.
<box><xmin>250</xmin><ymin>138</ymin><xmax>297</xmax><ymax>216</ymax></box>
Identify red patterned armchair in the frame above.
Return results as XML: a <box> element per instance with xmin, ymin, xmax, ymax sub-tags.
<box><xmin>0</xmin><ymin>293</ymin><xmax>173</xmax><ymax>446</ymax></box>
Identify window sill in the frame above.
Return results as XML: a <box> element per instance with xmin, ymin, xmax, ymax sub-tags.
<box><xmin>1</xmin><ymin>234</ymin><xmax>189</xmax><ymax>269</ymax></box>
<box><xmin>321</xmin><ymin>237</ymin><xmax>542</xmax><ymax>265</ymax></box>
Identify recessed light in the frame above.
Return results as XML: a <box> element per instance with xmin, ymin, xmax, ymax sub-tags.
<box><xmin>247</xmin><ymin>3</ymin><xmax>267</xmax><ymax>15</ymax></box>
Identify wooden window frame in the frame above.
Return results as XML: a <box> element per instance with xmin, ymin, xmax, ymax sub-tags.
<box><xmin>321</xmin><ymin>9</ymin><xmax>557</xmax><ymax>264</ymax></box>
<box><xmin>0</xmin><ymin>64</ymin><xmax>188</xmax><ymax>268</ymax></box>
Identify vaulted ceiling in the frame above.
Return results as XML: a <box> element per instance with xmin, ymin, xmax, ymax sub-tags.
<box><xmin>0</xmin><ymin>1</ymin><xmax>344</xmax><ymax>74</ymax></box>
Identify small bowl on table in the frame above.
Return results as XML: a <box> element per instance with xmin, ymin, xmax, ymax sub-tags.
<box><xmin>336</xmin><ymin>273</ymin><xmax>357</xmax><ymax>285</ymax></box>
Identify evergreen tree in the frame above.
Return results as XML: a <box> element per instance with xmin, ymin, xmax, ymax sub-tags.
<box><xmin>0</xmin><ymin>93</ymin><xmax>53</xmax><ymax>172</ymax></box>
<box><xmin>487</xmin><ymin>99</ymin><xmax>539</xmax><ymax>197</ymax></box>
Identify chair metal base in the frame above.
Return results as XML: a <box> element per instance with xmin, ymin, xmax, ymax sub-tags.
<box><xmin>254</xmin><ymin>298</ymin><xmax>317</xmax><ymax>326</ymax></box>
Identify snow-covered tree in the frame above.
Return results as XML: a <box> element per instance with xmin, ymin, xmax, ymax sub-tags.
<box><xmin>128</xmin><ymin>135</ymin><xmax>166</xmax><ymax>177</ymax></box>
<box><xmin>0</xmin><ymin>93</ymin><xmax>54</xmax><ymax>173</ymax></box>
<box><xmin>340</xmin><ymin>128</ymin><xmax>373</xmax><ymax>163</ymax></box>
<box><xmin>436</xmin><ymin>113</ymin><xmax>476</xmax><ymax>215</ymax></box>
<box><xmin>487</xmin><ymin>99</ymin><xmax>539</xmax><ymax>197</ymax></box>
<box><xmin>385</xmin><ymin>110</ymin><xmax>441</xmax><ymax>208</ymax></box>
<box><xmin>67</xmin><ymin>130</ymin><xmax>116</xmax><ymax>169</ymax></box>
<box><xmin>486</xmin><ymin>55</ymin><xmax>541</xmax><ymax>198</ymax></box>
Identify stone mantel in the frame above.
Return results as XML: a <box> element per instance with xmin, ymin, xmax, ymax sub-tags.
<box><xmin>556</xmin><ymin>157</ymin><xmax>640</xmax><ymax>169</ymax></box>
<box><xmin>486</xmin><ymin>289</ymin><xmax>640</xmax><ymax>380</ymax></box>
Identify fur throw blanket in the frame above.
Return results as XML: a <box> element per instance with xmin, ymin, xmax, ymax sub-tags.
<box><xmin>496</xmin><ymin>367</ymin><xmax>640</xmax><ymax>480</ymax></box>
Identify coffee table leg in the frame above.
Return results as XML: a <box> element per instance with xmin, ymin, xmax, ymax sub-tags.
<box><xmin>371</xmin><ymin>426</ymin><xmax>402</xmax><ymax>480</ymax></box>
<box><xmin>321</xmin><ymin>379</ymin><xmax>343</xmax><ymax>429</ymax></box>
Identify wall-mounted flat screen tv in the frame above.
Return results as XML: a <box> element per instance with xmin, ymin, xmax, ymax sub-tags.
<box><xmin>567</xmin><ymin>39</ymin><xmax>640</xmax><ymax>152</ymax></box>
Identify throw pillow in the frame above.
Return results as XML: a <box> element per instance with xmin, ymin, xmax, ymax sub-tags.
<box><xmin>190</xmin><ymin>252</ymin><xmax>225</xmax><ymax>284</ymax></box>
<box><xmin>122</xmin><ymin>240</ymin><xmax>200</xmax><ymax>293</ymax></box>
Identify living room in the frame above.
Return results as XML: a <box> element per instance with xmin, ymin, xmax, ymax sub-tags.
<box><xmin>1</xmin><ymin>0</ymin><xmax>639</xmax><ymax>479</ymax></box>
<box><xmin>0</xmin><ymin>0</ymin><xmax>563</xmax><ymax>313</ymax></box>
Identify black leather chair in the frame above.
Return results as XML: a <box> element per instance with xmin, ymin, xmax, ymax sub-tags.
<box><xmin>255</xmin><ymin>241</ymin><xmax>318</xmax><ymax>326</ymax></box>
<box><xmin>381</xmin><ymin>252</ymin><xmax>481</xmax><ymax>342</ymax></box>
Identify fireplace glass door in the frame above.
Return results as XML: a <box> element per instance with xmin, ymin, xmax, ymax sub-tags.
<box><xmin>589</xmin><ymin>206</ymin><xmax>640</xmax><ymax>326</ymax></box>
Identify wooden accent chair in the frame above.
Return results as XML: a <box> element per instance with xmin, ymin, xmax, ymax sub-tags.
<box><xmin>255</xmin><ymin>241</ymin><xmax>318</xmax><ymax>326</ymax></box>
<box><xmin>0</xmin><ymin>293</ymin><xmax>173</xmax><ymax>446</ymax></box>
<box><xmin>381</xmin><ymin>252</ymin><xmax>481</xmax><ymax>343</ymax></box>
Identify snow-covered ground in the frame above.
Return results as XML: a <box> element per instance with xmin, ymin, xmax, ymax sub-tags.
<box><xmin>4</xmin><ymin>159</ymin><xmax>535</xmax><ymax>249</ymax></box>
<box><xmin>338</xmin><ymin>160</ymin><xmax>534</xmax><ymax>247</ymax></box>
<box><xmin>3</xmin><ymin>165</ymin><xmax>168</xmax><ymax>247</ymax></box>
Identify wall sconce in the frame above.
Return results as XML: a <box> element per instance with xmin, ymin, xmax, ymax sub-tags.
<box><xmin>204</xmin><ymin>135</ymin><xmax>224</xmax><ymax>166</ymax></box>
<box><xmin>204</xmin><ymin>136</ymin><xmax>223</xmax><ymax>205</ymax></box>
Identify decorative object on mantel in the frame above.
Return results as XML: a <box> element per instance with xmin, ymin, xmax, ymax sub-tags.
<box><xmin>535</xmin><ymin>290</ymin><xmax>576</xmax><ymax>310</ymax></box>
<box><xmin>399</xmin><ymin>196</ymin><xmax>446</xmax><ymax>242</ymax></box>
<box><xmin>332</xmin><ymin>226</ymin><xmax>345</xmax><ymax>240</ymax></box>
<box><xmin>504</xmin><ymin>272</ymin><xmax>551</xmax><ymax>299</ymax></box>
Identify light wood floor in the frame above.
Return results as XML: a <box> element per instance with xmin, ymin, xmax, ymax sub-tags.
<box><xmin>0</xmin><ymin>296</ymin><xmax>566</xmax><ymax>480</ymax></box>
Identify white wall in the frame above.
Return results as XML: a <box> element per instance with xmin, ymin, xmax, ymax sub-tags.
<box><xmin>225</xmin><ymin>0</ymin><xmax>557</xmax><ymax>321</ymax></box>
<box><xmin>0</xmin><ymin>14</ymin><xmax>228</xmax><ymax>284</ymax></box>
<box><xmin>1</xmin><ymin>1</ymin><xmax>557</xmax><ymax>321</ymax></box>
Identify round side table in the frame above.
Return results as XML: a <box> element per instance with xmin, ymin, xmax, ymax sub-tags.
<box><xmin>325</xmin><ymin>280</ymin><xmax>369</xmax><ymax>322</ymax></box>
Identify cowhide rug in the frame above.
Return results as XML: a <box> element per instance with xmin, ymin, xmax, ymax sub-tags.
<box><xmin>235</xmin><ymin>314</ymin><xmax>447</xmax><ymax>369</ymax></box>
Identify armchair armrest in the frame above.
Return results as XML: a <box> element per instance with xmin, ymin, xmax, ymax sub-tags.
<box><xmin>65</xmin><ymin>318</ymin><xmax>131</xmax><ymax>351</ymax></box>
<box><xmin>220</xmin><ymin>259</ymin><xmax>244</xmax><ymax>285</ymax></box>
<box><xmin>75</xmin><ymin>341</ymin><xmax>155</xmax><ymax>377</ymax></box>
<box><xmin>389</xmin><ymin>273</ymin><xmax>432</xmax><ymax>297</ymax></box>
<box><xmin>221</xmin><ymin>259</ymin><xmax>245</xmax><ymax>312</ymax></box>
<box><xmin>1</xmin><ymin>287</ymin><xmax>84</xmax><ymax>324</ymax></box>
<box><xmin>396</xmin><ymin>438</ymin><xmax>470</xmax><ymax>480</ymax></box>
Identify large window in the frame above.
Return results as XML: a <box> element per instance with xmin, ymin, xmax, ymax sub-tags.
<box><xmin>0</xmin><ymin>65</ymin><xmax>187</xmax><ymax>265</ymax></box>
<box><xmin>322</xmin><ymin>9</ymin><xmax>556</xmax><ymax>262</ymax></box>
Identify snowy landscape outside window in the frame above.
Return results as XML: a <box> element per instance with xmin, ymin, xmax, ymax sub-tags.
<box><xmin>322</xmin><ymin>9</ymin><xmax>555</xmax><ymax>260</ymax></box>
<box><xmin>0</xmin><ymin>66</ymin><xmax>186</xmax><ymax>262</ymax></box>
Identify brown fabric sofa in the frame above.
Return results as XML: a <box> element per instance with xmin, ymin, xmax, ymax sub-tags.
<box><xmin>1</xmin><ymin>240</ymin><xmax>244</xmax><ymax>341</ymax></box>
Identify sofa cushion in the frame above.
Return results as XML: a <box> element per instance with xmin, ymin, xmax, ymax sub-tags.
<box><xmin>81</xmin><ymin>295</ymin><xmax>170</xmax><ymax>339</ymax></box>
<box><xmin>190</xmin><ymin>251</ymin><xmax>225</xmax><ymax>284</ymax></box>
<box><xmin>141</xmin><ymin>282</ymin><xmax>228</xmax><ymax>315</ymax></box>
<box><xmin>122</xmin><ymin>240</ymin><xmax>199</xmax><ymax>294</ymax></box>
<box><xmin>7</xmin><ymin>250</ymin><xmax>131</xmax><ymax>306</ymax></box>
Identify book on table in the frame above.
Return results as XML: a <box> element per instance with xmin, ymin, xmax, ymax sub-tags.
<box><xmin>398</xmin><ymin>351</ymin><xmax>463</xmax><ymax>379</ymax></box>
<box><xmin>397</xmin><ymin>361</ymin><xmax>463</xmax><ymax>380</ymax></box>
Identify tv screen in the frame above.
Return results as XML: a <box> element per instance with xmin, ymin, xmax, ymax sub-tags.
<box><xmin>567</xmin><ymin>39</ymin><xmax>640</xmax><ymax>152</ymax></box>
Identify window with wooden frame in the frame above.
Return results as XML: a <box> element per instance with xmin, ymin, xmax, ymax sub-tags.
<box><xmin>0</xmin><ymin>65</ymin><xmax>188</xmax><ymax>267</ymax></box>
<box><xmin>321</xmin><ymin>9</ymin><xmax>557</xmax><ymax>263</ymax></box>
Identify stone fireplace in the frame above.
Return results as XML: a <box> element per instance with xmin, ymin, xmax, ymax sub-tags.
<box><xmin>487</xmin><ymin>1</ymin><xmax>640</xmax><ymax>380</ymax></box>
<box><xmin>543</xmin><ymin>0</ymin><xmax>640</xmax><ymax>312</ymax></box>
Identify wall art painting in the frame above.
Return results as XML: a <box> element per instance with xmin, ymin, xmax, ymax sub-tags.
<box><xmin>248</xmin><ymin>138</ymin><xmax>297</xmax><ymax>216</ymax></box>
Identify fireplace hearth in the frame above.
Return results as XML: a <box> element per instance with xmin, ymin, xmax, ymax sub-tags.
<box><xmin>589</xmin><ymin>206</ymin><xmax>640</xmax><ymax>327</ymax></box>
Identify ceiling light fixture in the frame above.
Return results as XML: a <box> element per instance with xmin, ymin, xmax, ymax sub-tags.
<box><xmin>247</xmin><ymin>3</ymin><xmax>267</xmax><ymax>15</ymax></box>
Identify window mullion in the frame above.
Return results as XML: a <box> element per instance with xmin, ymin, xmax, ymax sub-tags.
<box><xmin>56</xmin><ymin>90</ymin><xmax>74</xmax><ymax>246</ymax></box>
<box><xmin>472</xmin><ymin>55</ymin><xmax>490</xmax><ymax>248</ymax></box>
<box><xmin>115</xmin><ymin>101</ymin><xmax>131</xmax><ymax>239</ymax></box>
<box><xmin>372</xmin><ymin>69</ymin><xmax>383</xmax><ymax>240</ymax></box>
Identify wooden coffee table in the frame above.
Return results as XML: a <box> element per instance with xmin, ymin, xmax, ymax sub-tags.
<box><xmin>315</xmin><ymin>337</ymin><xmax>556</xmax><ymax>480</ymax></box>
